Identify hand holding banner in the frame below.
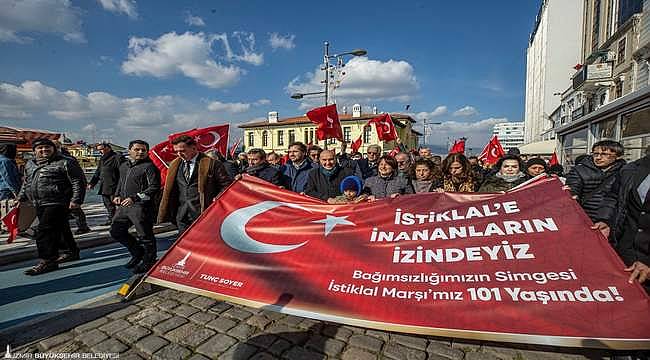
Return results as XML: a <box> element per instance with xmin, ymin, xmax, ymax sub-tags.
<box><xmin>146</xmin><ymin>175</ymin><xmax>650</xmax><ymax>349</ymax></box>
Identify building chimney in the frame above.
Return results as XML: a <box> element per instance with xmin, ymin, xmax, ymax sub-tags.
<box><xmin>372</xmin><ymin>105</ymin><xmax>378</xmax><ymax>115</ymax></box>
<box><xmin>342</xmin><ymin>106</ymin><xmax>347</xmax><ymax>114</ymax></box>
<box><xmin>352</xmin><ymin>104</ymin><xmax>361</xmax><ymax>118</ymax></box>
<box><xmin>268</xmin><ymin>111</ymin><xmax>279</xmax><ymax>123</ymax></box>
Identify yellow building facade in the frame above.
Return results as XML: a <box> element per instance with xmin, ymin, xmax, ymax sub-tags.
<box><xmin>239</xmin><ymin>109</ymin><xmax>420</xmax><ymax>155</ymax></box>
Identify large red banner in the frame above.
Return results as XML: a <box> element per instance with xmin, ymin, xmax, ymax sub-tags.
<box><xmin>145</xmin><ymin>175</ymin><xmax>650</xmax><ymax>349</ymax></box>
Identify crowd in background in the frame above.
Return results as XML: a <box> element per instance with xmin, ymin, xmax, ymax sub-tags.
<box><xmin>0</xmin><ymin>137</ymin><xmax>648</xmax><ymax>292</ymax></box>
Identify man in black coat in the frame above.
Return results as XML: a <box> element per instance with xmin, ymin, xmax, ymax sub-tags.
<box><xmin>565</xmin><ymin>140</ymin><xmax>626</xmax><ymax>222</ymax></box>
<box><xmin>110</xmin><ymin>140</ymin><xmax>161</xmax><ymax>274</ymax></box>
<box><xmin>241</xmin><ymin>148</ymin><xmax>281</xmax><ymax>185</ymax></box>
<box><xmin>357</xmin><ymin>144</ymin><xmax>381</xmax><ymax>180</ymax></box>
<box><xmin>89</xmin><ymin>143</ymin><xmax>124</xmax><ymax>225</ymax></box>
<box><xmin>595</xmin><ymin>152</ymin><xmax>650</xmax><ymax>293</ymax></box>
<box><xmin>305</xmin><ymin>150</ymin><xmax>355</xmax><ymax>201</ymax></box>
<box><xmin>17</xmin><ymin>138</ymin><xmax>86</xmax><ymax>275</ymax></box>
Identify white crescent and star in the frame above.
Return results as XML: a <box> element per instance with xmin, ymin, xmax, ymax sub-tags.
<box><xmin>198</xmin><ymin>131</ymin><xmax>221</xmax><ymax>148</ymax></box>
<box><xmin>220</xmin><ymin>201</ymin><xmax>356</xmax><ymax>254</ymax></box>
<box><xmin>326</xmin><ymin>115</ymin><xmax>335</xmax><ymax>128</ymax></box>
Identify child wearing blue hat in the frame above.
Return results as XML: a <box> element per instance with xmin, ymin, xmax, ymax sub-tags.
<box><xmin>327</xmin><ymin>175</ymin><xmax>368</xmax><ymax>204</ymax></box>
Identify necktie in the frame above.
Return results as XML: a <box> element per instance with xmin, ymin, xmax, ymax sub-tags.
<box><xmin>183</xmin><ymin>160</ymin><xmax>191</xmax><ymax>182</ymax></box>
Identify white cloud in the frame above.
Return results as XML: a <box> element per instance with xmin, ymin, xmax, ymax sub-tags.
<box><xmin>98</xmin><ymin>0</ymin><xmax>138</xmax><ymax>19</ymax></box>
<box><xmin>269</xmin><ymin>33</ymin><xmax>295</xmax><ymax>50</ymax></box>
<box><xmin>415</xmin><ymin>106</ymin><xmax>448</xmax><ymax>120</ymax></box>
<box><xmin>121</xmin><ymin>32</ymin><xmax>243</xmax><ymax>89</ymax></box>
<box><xmin>231</xmin><ymin>32</ymin><xmax>264</xmax><ymax>65</ymax></box>
<box><xmin>207</xmin><ymin>101</ymin><xmax>251</xmax><ymax>113</ymax></box>
<box><xmin>287</xmin><ymin>57</ymin><xmax>418</xmax><ymax>109</ymax></box>
<box><xmin>255</xmin><ymin>99</ymin><xmax>271</xmax><ymax>105</ymax></box>
<box><xmin>421</xmin><ymin>117</ymin><xmax>507</xmax><ymax>150</ymax></box>
<box><xmin>0</xmin><ymin>80</ymin><xmax>262</xmax><ymax>144</ymax></box>
<box><xmin>185</xmin><ymin>13</ymin><xmax>205</xmax><ymax>27</ymax></box>
<box><xmin>453</xmin><ymin>105</ymin><xmax>479</xmax><ymax>117</ymax></box>
<box><xmin>0</xmin><ymin>0</ymin><xmax>85</xmax><ymax>43</ymax></box>
<box><xmin>207</xmin><ymin>98</ymin><xmax>272</xmax><ymax>113</ymax></box>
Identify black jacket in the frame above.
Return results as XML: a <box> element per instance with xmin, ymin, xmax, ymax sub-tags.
<box><xmin>304</xmin><ymin>165</ymin><xmax>355</xmax><ymax>201</ymax></box>
<box><xmin>357</xmin><ymin>158</ymin><xmax>378</xmax><ymax>180</ymax></box>
<box><xmin>246</xmin><ymin>163</ymin><xmax>282</xmax><ymax>186</ymax></box>
<box><xmin>115</xmin><ymin>157</ymin><xmax>161</xmax><ymax>205</ymax></box>
<box><xmin>89</xmin><ymin>150</ymin><xmax>125</xmax><ymax>195</ymax></box>
<box><xmin>565</xmin><ymin>156</ymin><xmax>625</xmax><ymax>222</ymax></box>
<box><xmin>599</xmin><ymin>155</ymin><xmax>650</xmax><ymax>236</ymax></box>
<box><xmin>19</xmin><ymin>152</ymin><xmax>86</xmax><ymax>207</ymax></box>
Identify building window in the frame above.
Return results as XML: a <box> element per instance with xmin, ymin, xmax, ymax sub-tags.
<box><xmin>247</xmin><ymin>132</ymin><xmax>254</xmax><ymax>147</ymax></box>
<box><xmin>594</xmin><ymin>116</ymin><xmax>617</xmax><ymax>140</ymax></box>
<box><xmin>343</xmin><ymin>127</ymin><xmax>351</xmax><ymax>142</ymax></box>
<box><xmin>262</xmin><ymin>131</ymin><xmax>269</xmax><ymax>147</ymax></box>
<box><xmin>617</xmin><ymin>38</ymin><xmax>626</xmax><ymax>65</ymax></box>
<box><xmin>309</xmin><ymin>129</ymin><xmax>315</xmax><ymax>144</ymax></box>
<box><xmin>615</xmin><ymin>80</ymin><xmax>624</xmax><ymax>98</ymax></box>
<box><xmin>277</xmin><ymin>130</ymin><xmax>284</xmax><ymax>146</ymax></box>
<box><xmin>622</xmin><ymin>107</ymin><xmax>650</xmax><ymax>138</ymax></box>
<box><xmin>621</xmin><ymin>106</ymin><xmax>650</xmax><ymax>160</ymax></box>
<box><xmin>304</xmin><ymin>129</ymin><xmax>308</xmax><ymax>143</ymax></box>
<box><xmin>562</xmin><ymin>128</ymin><xmax>588</xmax><ymax>165</ymax></box>
<box><xmin>591</xmin><ymin>0</ymin><xmax>601</xmax><ymax>52</ymax></box>
<box><xmin>363</xmin><ymin>126</ymin><xmax>371</xmax><ymax>143</ymax></box>
<box><xmin>288</xmin><ymin>130</ymin><xmax>295</xmax><ymax>144</ymax></box>
<box><xmin>326</xmin><ymin>138</ymin><xmax>337</xmax><ymax>145</ymax></box>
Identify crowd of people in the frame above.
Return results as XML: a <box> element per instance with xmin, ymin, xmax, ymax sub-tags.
<box><xmin>0</xmin><ymin>136</ymin><xmax>647</xmax><ymax>292</ymax></box>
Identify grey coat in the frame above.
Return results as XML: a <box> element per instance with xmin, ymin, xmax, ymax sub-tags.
<box><xmin>362</xmin><ymin>173</ymin><xmax>413</xmax><ymax>199</ymax></box>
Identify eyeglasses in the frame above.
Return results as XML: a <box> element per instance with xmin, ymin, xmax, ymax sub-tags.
<box><xmin>367</xmin><ymin>152</ymin><xmax>379</xmax><ymax>155</ymax></box>
<box><xmin>591</xmin><ymin>152</ymin><xmax>616</xmax><ymax>158</ymax></box>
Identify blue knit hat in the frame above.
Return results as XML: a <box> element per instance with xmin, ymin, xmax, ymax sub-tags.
<box><xmin>340</xmin><ymin>175</ymin><xmax>362</xmax><ymax>196</ymax></box>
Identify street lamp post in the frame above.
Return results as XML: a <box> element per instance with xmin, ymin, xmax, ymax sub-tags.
<box><xmin>291</xmin><ymin>41</ymin><xmax>367</xmax><ymax>105</ymax></box>
<box><xmin>422</xmin><ymin>118</ymin><xmax>442</xmax><ymax>146</ymax></box>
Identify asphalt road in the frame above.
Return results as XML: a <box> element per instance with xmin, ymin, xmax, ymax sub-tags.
<box><xmin>0</xmin><ymin>231</ymin><xmax>178</xmax><ymax>330</ymax></box>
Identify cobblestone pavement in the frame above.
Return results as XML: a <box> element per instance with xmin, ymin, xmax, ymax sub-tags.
<box><xmin>8</xmin><ymin>288</ymin><xmax>636</xmax><ymax>360</ymax></box>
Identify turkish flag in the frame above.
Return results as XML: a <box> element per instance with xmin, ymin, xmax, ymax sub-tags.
<box><xmin>149</xmin><ymin>140</ymin><xmax>175</xmax><ymax>187</ymax></box>
<box><xmin>146</xmin><ymin>175</ymin><xmax>650</xmax><ymax>348</ymax></box>
<box><xmin>306</xmin><ymin>104</ymin><xmax>343</xmax><ymax>141</ymax></box>
<box><xmin>229</xmin><ymin>137</ymin><xmax>242</xmax><ymax>159</ymax></box>
<box><xmin>449</xmin><ymin>139</ymin><xmax>466</xmax><ymax>154</ymax></box>
<box><xmin>2</xmin><ymin>206</ymin><xmax>19</xmax><ymax>244</ymax></box>
<box><xmin>549</xmin><ymin>151</ymin><xmax>559</xmax><ymax>166</ymax></box>
<box><xmin>367</xmin><ymin>113</ymin><xmax>398</xmax><ymax>142</ymax></box>
<box><xmin>388</xmin><ymin>146</ymin><xmax>400</xmax><ymax>157</ymax></box>
<box><xmin>351</xmin><ymin>136</ymin><xmax>362</xmax><ymax>153</ymax></box>
<box><xmin>478</xmin><ymin>135</ymin><xmax>505</xmax><ymax>165</ymax></box>
<box><xmin>169</xmin><ymin>124</ymin><xmax>230</xmax><ymax>156</ymax></box>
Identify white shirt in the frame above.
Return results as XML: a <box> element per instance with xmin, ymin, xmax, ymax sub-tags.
<box><xmin>183</xmin><ymin>154</ymin><xmax>199</xmax><ymax>178</ymax></box>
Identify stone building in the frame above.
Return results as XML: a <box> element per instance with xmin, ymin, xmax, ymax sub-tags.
<box><xmin>554</xmin><ymin>0</ymin><xmax>650</xmax><ymax>164</ymax></box>
<box><xmin>238</xmin><ymin>105</ymin><xmax>421</xmax><ymax>155</ymax></box>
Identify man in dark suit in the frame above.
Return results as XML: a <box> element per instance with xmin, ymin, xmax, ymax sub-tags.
<box><xmin>357</xmin><ymin>144</ymin><xmax>381</xmax><ymax>180</ymax></box>
<box><xmin>240</xmin><ymin>148</ymin><xmax>282</xmax><ymax>185</ymax></box>
<box><xmin>158</xmin><ymin>135</ymin><xmax>231</xmax><ymax>235</ymax></box>
<box><xmin>88</xmin><ymin>143</ymin><xmax>124</xmax><ymax>225</ymax></box>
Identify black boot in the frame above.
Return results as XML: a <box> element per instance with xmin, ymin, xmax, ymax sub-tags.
<box><xmin>133</xmin><ymin>239</ymin><xmax>156</xmax><ymax>274</ymax></box>
<box><xmin>124</xmin><ymin>245</ymin><xmax>144</xmax><ymax>269</ymax></box>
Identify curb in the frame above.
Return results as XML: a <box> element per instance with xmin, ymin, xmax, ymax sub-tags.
<box><xmin>0</xmin><ymin>224</ymin><xmax>177</xmax><ymax>266</ymax></box>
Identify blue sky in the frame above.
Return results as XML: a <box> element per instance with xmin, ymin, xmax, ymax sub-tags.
<box><xmin>0</xmin><ymin>0</ymin><xmax>540</xmax><ymax>149</ymax></box>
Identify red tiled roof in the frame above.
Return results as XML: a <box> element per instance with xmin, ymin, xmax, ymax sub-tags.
<box><xmin>238</xmin><ymin>113</ymin><xmax>416</xmax><ymax>129</ymax></box>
